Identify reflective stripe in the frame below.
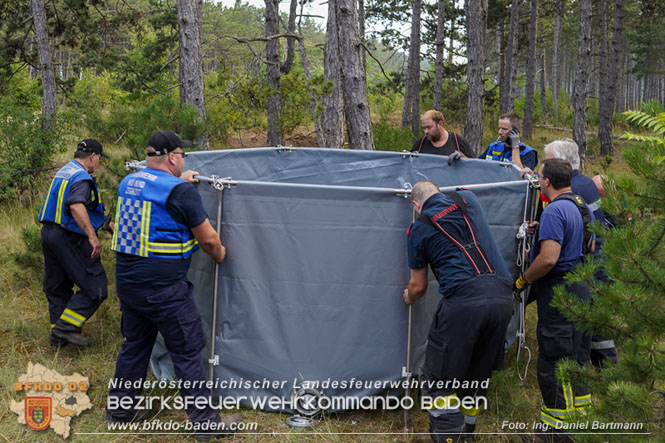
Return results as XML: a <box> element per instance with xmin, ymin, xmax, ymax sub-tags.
<box><xmin>429</xmin><ymin>394</ymin><xmax>460</xmax><ymax>410</ymax></box>
<box><xmin>39</xmin><ymin>178</ymin><xmax>57</xmax><ymax>221</ymax></box>
<box><xmin>591</xmin><ymin>340</ymin><xmax>615</xmax><ymax>350</ymax></box>
<box><xmin>140</xmin><ymin>201</ymin><xmax>150</xmax><ymax>257</ymax></box>
<box><xmin>147</xmin><ymin>238</ymin><xmax>198</xmax><ymax>254</ymax></box>
<box><xmin>460</xmin><ymin>405</ymin><xmax>481</xmax><ymax>417</ymax></box>
<box><xmin>111</xmin><ymin>196</ymin><xmax>122</xmax><ymax>250</ymax></box>
<box><xmin>540</xmin><ymin>409</ymin><xmax>564</xmax><ymax>426</ymax></box>
<box><xmin>574</xmin><ymin>394</ymin><xmax>591</xmax><ymax>406</ymax></box>
<box><xmin>50</xmin><ymin>324</ymin><xmax>55</xmax><ymax>328</ymax></box>
<box><xmin>54</xmin><ymin>180</ymin><xmax>69</xmax><ymax>225</ymax></box>
<box><xmin>588</xmin><ymin>199</ymin><xmax>601</xmax><ymax>212</ymax></box>
<box><xmin>60</xmin><ymin>308</ymin><xmax>86</xmax><ymax>327</ymax></box>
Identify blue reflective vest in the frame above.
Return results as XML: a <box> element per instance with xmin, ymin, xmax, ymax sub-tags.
<box><xmin>111</xmin><ymin>168</ymin><xmax>199</xmax><ymax>259</ymax></box>
<box><xmin>484</xmin><ymin>141</ymin><xmax>536</xmax><ymax>163</ymax></box>
<box><xmin>38</xmin><ymin>160</ymin><xmax>106</xmax><ymax>236</ymax></box>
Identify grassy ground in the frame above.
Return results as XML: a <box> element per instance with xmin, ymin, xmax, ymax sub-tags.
<box><xmin>0</xmin><ymin>130</ymin><xmax>658</xmax><ymax>442</ymax></box>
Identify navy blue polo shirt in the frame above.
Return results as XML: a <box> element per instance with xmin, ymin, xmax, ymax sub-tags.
<box><xmin>407</xmin><ymin>190</ymin><xmax>510</xmax><ymax>298</ymax></box>
<box><xmin>115</xmin><ymin>182</ymin><xmax>209</xmax><ymax>289</ymax></box>
<box><xmin>537</xmin><ymin>198</ymin><xmax>595</xmax><ymax>273</ymax></box>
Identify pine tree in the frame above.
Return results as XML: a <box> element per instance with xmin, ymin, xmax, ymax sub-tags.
<box><xmin>552</xmin><ymin>107</ymin><xmax>665</xmax><ymax>436</ymax></box>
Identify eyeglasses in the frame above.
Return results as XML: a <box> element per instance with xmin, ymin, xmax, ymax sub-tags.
<box><xmin>172</xmin><ymin>151</ymin><xmax>187</xmax><ymax>158</ymax></box>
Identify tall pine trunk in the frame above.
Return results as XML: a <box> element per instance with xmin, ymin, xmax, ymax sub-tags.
<box><xmin>31</xmin><ymin>0</ymin><xmax>56</xmax><ymax>133</ymax></box>
<box><xmin>501</xmin><ymin>0</ymin><xmax>520</xmax><ymax>113</ymax></box>
<box><xmin>402</xmin><ymin>0</ymin><xmax>421</xmax><ymax>133</ymax></box>
<box><xmin>599</xmin><ymin>0</ymin><xmax>624</xmax><ymax>156</ymax></box>
<box><xmin>265</xmin><ymin>0</ymin><xmax>282</xmax><ymax>146</ymax></box>
<box><xmin>465</xmin><ymin>0</ymin><xmax>487</xmax><ymax>155</ymax></box>
<box><xmin>572</xmin><ymin>0</ymin><xmax>592</xmax><ymax>167</ymax></box>
<box><xmin>433</xmin><ymin>0</ymin><xmax>446</xmax><ymax>111</ymax></box>
<box><xmin>540</xmin><ymin>47</ymin><xmax>547</xmax><ymax>121</ymax></box>
<box><xmin>551</xmin><ymin>0</ymin><xmax>566</xmax><ymax>123</ymax></box>
<box><xmin>321</xmin><ymin>0</ymin><xmax>345</xmax><ymax>148</ymax></box>
<box><xmin>177</xmin><ymin>0</ymin><xmax>207</xmax><ymax>149</ymax></box>
<box><xmin>336</xmin><ymin>0</ymin><xmax>374</xmax><ymax>149</ymax></box>
<box><xmin>522</xmin><ymin>0</ymin><xmax>538</xmax><ymax>139</ymax></box>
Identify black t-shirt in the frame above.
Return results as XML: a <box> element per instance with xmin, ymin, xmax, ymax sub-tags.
<box><xmin>115</xmin><ymin>182</ymin><xmax>209</xmax><ymax>289</ymax></box>
<box><xmin>410</xmin><ymin>132</ymin><xmax>476</xmax><ymax>158</ymax></box>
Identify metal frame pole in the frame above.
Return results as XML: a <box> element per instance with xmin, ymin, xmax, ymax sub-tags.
<box><xmin>208</xmin><ymin>178</ymin><xmax>224</xmax><ymax>382</ymax></box>
<box><xmin>403</xmin><ymin>200</ymin><xmax>416</xmax><ymax>433</ymax></box>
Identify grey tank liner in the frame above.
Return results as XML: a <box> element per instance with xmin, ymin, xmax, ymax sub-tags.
<box><xmin>148</xmin><ymin>147</ymin><xmax>530</xmax><ymax>412</ymax></box>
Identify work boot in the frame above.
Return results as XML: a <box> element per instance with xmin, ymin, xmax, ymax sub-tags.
<box><xmin>50</xmin><ymin>334</ymin><xmax>69</xmax><ymax>348</ymax></box>
<box><xmin>193</xmin><ymin>414</ymin><xmax>243</xmax><ymax>441</ymax></box>
<box><xmin>51</xmin><ymin>329</ymin><xmax>91</xmax><ymax>347</ymax></box>
<box><xmin>429</xmin><ymin>423</ymin><xmax>462</xmax><ymax>443</ymax></box>
<box><xmin>461</xmin><ymin>422</ymin><xmax>476</xmax><ymax>442</ymax></box>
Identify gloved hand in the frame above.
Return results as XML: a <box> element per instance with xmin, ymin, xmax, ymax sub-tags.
<box><xmin>506</xmin><ymin>128</ymin><xmax>520</xmax><ymax>148</ymax></box>
<box><xmin>447</xmin><ymin>150</ymin><xmax>461</xmax><ymax>166</ymax></box>
<box><xmin>512</xmin><ymin>273</ymin><xmax>531</xmax><ymax>301</ymax></box>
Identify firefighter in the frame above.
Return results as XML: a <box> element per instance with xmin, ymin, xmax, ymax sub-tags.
<box><xmin>480</xmin><ymin>113</ymin><xmax>538</xmax><ymax>170</ymax></box>
<box><xmin>404</xmin><ymin>180</ymin><xmax>513</xmax><ymax>442</ymax></box>
<box><xmin>38</xmin><ymin>139</ymin><xmax>110</xmax><ymax>348</ymax></box>
<box><xmin>515</xmin><ymin>159</ymin><xmax>593</xmax><ymax>442</ymax></box>
<box><xmin>106</xmin><ymin>131</ymin><xmax>241</xmax><ymax>439</ymax></box>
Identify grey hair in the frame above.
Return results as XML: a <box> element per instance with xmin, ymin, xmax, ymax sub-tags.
<box><xmin>543</xmin><ymin>138</ymin><xmax>580</xmax><ymax>170</ymax></box>
<box><xmin>412</xmin><ymin>180</ymin><xmax>440</xmax><ymax>203</ymax></box>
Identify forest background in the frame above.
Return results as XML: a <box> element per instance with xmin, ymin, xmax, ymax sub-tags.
<box><xmin>1</xmin><ymin>0</ymin><xmax>664</xmax><ymax>441</ymax></box>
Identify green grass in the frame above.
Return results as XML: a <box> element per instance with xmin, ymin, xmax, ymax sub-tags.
<box><xmin>0</xmin><ymin>128</ymin><xmax>660</xmax><ymax>442</ymax></box>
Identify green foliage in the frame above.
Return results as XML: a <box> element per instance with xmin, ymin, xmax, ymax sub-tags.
<box><xmin>0</xmin><ymin>100</ymin><xmax>71</xmax><ymax>204</ymax></box>
<box><xmin>553</xmin><ymin>103</ymin><xmax>665</xmax><ymax>428</ymax></box>
<box><xmin>11</xmin><ymin>225</ymin><xmax>42</xmax><ymax>276</ymax></box>
<box><xmin>123</xmin><ymin>95</ymin><xmax>204</xmax><ymax>159</ymax></box>
<box><xmin>372</xmin><ymin>121</ymin><xmax>415</xmax><ymax>152</ymax></box>
<box><xmin>621</xmin><ymin>109</ymin><xmax>665</xmax><ymax>144</ymax></box>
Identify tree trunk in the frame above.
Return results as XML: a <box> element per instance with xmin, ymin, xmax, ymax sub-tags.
<box><xmin>540</xmin><ymin>47</ymin><xmax>547</xmax><ymax>121</ymax></box>
<box><xmin>402</xmin><ymin>0</ymin><xmax>421</xmax><ymax>132</ymax></box>
<box><xmin>265</xmin><ymin>0</ymin><xmax>282</xmax><ymax>146</ymax></box>
<box><xmin>177</xmin><ymin>0</ymin><xmax>208</xmax><ymax>149</ymax></box>
<box><xmin>336</xmin><ymin>0</ymin><xmax>374</xmax><ymax>149</ymax></box>
<box><xmin>551</xmin><ymin>0</ymin><xmax>565</xmax><ymax>123</ymax></box>
<box><xmin>572</xmin><ymin>0</ymin><xmax>592</xmax><ymax>167</ymax></box>
<box><xmin>523</xmin><ymin>0</ymin><xmax>538</xmax><ymax>139</ymax></box>
<box><xmin>296</xmin><ymin>5</ymin><xmax>324</xmax><ymax>148</ymax></box>
<box><xmin>280</xmin><ymin>0</ymin><xmax>298</xmax><ymax>75</ymax></box>
<box><xmin>496</xmin><ymin>22</ymin><xmax>503</xmax><ymax>91</ymax></box>
<box><xmin>599</xmin><ymin>0</ymin><xmax>624</xmax><ymax>156</ymax></box>
<box><xmin>501</xmin><ymin>0</ymin><xmax>520</xmax><ymax>113</ymax></box>
<box><xmin>321</xmin><ymin>0</ymin><xmax>345</xmax><ymax>149</ymax></box>
<box><xmin>358</xmin><ymin>0</ymin><xmax>366</xmax><ymax>67</ymax></box>
<box><xmin>31</xmin><ymin>0</ymin><xmax>56</xmax><ymax>133</ymax></box>
<box><xmin>433</xmin><ymin>0</ymin><xmax>446</xmax><ymax>111</ymax></box>
<box><xmin>464</xmin><ymin>0</ymin><xmax>487</xmax><ymax>155</ymax></box>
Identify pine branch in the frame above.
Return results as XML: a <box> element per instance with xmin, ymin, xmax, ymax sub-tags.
<box><xmin>624</xmin><ymin>237</ymin><xmax>665</xmax><ymax>293</ymax></box>
<box><xmin>359</xmin><ymin>41</ymin><xmax>400</xmax><ymax>94</ymax></box>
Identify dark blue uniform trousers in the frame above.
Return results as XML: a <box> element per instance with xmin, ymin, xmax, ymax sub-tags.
<box><xmin>41</xmin><ymin>223</ymin><xmax>107</xmax><ymax>337</ymax></box>
<box><xmin>421</xmin><ymin>274</ymin><xmax>513</xmax><ymax>439</ymax></box>
<box><xmin>535</xmin><ymin>271</ymin><xmax>592</xmax><ymax>427</ymax></box>
<box><xmin>107</xmin><ymin>280</ymin><xmax>219</xmax><ymax>425</ymax></box>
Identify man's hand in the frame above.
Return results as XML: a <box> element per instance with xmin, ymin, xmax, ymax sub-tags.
<box><xmin>403</xmin><ymin>288</ymin><xmax>416</xmax><ymax>305</ymax></box>
<box><xmin>527</xmin><ymin>220</ymin><xmax>539</xmax><ymax>236</ymax></box>
<box><xmin>520</xmin><ymin>167</ymin><xmax>534</xmax><ymax>178</ymax></box>
<box><xmin>88</xmin><ymin>234</ymin><xmax>102</xmax><ymax>259</ymax></box>
<box><xmin>180</xmin><ymin>170</ymin><xmax>200</xmax><ymax>184</ymax></box>
<box><xmin>506</xmin><ymin>128</ymin><xmax>520</xmax><ymax>148</ymax></box>
<box><xmin>512</xmin><ymin>273</ymin><xmax>532</xmax><ymax>301</ymax></box>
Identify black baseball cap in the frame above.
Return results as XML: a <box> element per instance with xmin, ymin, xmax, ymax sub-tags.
<box><xmin>77</xmin><ymin>139</ymin><xmax>108</xmax><ymax>158</ymax></box>
<box><xmin>147</xmin><ymin>130</ymin><xmax>193</xmax><ymax>156</ymax></box>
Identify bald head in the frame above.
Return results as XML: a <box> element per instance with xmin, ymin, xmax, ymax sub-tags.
<box><xmin>592</xmin><ymin>175</ymin><xmax>606</xmax><ymax>198</ymax></box>
<box><xmin>412</xmin><ymin>180</ymin><xmax>440</xmax><ymax>208</ymax></box>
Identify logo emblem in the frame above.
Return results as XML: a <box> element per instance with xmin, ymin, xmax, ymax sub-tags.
<box><xmin>25</xmin><ymin>397</ymin><xmax>52</xmax><ymax>431</ymax></box>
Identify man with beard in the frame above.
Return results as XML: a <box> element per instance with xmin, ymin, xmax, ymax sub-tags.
<box><xmin>411</xmin><ymin>110</ymin><xmax>475</xmax><ymax>158</ymax></box>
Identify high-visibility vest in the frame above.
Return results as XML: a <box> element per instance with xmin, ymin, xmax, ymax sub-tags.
<box><xmin>38</xmin><ymin>160</ymin><xmax>106</xmax><ymax>235</ymax></box>
<box><xmin>484</xmin><ymin>141</ymin><xmax>536</xmax><ymax>163</ymax></box>
<box><xmin>112</xmin><ymin>168</ymin><xmax>199</xmax><ymax>259</ymax></box>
